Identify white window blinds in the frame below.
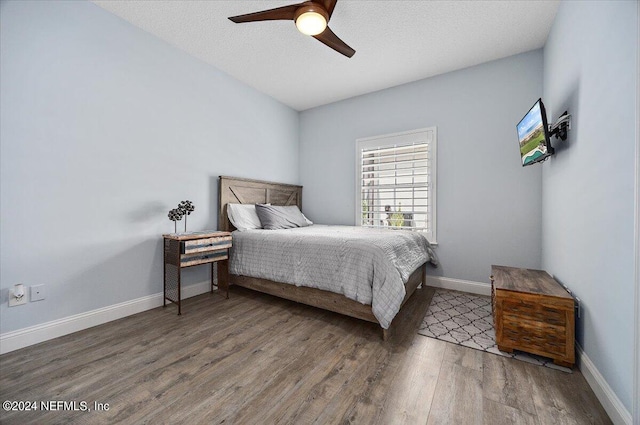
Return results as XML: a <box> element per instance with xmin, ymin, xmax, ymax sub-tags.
<box><xmin>355</xmin><ymin>128</ymin><xmax>437</xmax><ymax>242</ymax></box>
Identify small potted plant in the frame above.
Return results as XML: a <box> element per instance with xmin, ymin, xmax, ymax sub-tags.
<box><xmin>168</xmin><ymin>208</ymin><xmax>183</xmax><ymax>234</ymax></box>
<box><xmin>178</xmin><ymin>200</ymin><xmax>195</xmax><ymax>232</ymax></box>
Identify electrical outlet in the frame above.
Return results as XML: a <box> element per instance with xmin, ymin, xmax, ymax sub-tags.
<box><xmin>8</xmin><ymin>287</ymin><xmax>27</xmax><ymax>307</ymax></box>
<box><xmin>31</xmin><ymin>285</ymin><xmax>45</xmax><ymax>302</ymax></box>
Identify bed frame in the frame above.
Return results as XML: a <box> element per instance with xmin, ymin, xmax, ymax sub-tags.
<box><xmin>218</xmin><ymin>175</ymin><xmax>426</xmax><ymax>340</ymax></box>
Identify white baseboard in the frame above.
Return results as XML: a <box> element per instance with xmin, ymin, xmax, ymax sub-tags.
<box><xmin>425</xmin><ymin>276</ymin><xmax>491</xmax><ymax>296</ymax></box>
<box><xmin>0</xmin><ymin>281</ymin><xmax>212</xmax><ymax>355</ymax></box>
<box><xmin>576</xmin><ymin>344</ymin><xmax>632</xmax><ymax>425</ymax></box>
<box><xmin>179</xmin><ymin>280</ymin><xmax>213</xmax><ymax>299</ymax></box>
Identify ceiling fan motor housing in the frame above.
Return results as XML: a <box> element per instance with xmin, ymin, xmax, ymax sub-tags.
<box><xmin>294</xmin><ymin>3</ymin><xmax>329</xmax><ymax>35</ymax></box>
<box><xmin>294</xmin><ymin>3</ymin><xmax>329</xmax><ymax>23</ymax></box>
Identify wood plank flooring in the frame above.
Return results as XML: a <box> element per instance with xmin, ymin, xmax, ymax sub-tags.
<box><xmin>0</xmin><ymin>285</ymin><xmax>612</xmax><ymax>424</ymax></box>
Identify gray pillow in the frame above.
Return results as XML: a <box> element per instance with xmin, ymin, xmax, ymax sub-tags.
<box><xmin>255</xmin><ymin>204</ymin><xmax>310</xmax><ymax>230</ymax></box>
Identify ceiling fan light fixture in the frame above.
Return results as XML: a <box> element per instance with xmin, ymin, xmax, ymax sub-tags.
<box><xmin>294</xmin><ymin>5</ymin><xmax>328</xmax><ymax>36</ymax></box>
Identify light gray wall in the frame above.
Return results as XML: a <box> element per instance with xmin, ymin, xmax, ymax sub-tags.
<box><xmin>300</xmin><ymin>51</ymin><xmax>544</xmax><ymax>283</ymax></box>
<box><xmin>542</xmin><ymin>0</ymin><xmax>637</xmax><ymax>412</ymax></box>
<box><xmin>0</xmin><ymin>0</ymin><xmax>299</xmax><ymax>333</ymax></box>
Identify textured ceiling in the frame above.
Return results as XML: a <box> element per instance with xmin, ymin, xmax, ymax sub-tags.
<box><xmin>92</xmin><ymin>0</ymin><xmax>559</xmax><ymax>111</ymax></box>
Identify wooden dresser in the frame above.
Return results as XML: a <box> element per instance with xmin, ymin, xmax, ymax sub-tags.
<box><xmin>163</xmin><ymin>231</ymin><xmax>232</xmax><ymax>315</ymax></box>
<box><xmin>490</xmin><ymin>265</ymin><xmax>575</xmax><ymax>367</ymax></box>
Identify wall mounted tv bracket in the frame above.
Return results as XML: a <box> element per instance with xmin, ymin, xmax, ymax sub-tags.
<box><xmin>548</xmin><ymin>111</ymin><xmax>571</xmax><ymax>141</ymax></box>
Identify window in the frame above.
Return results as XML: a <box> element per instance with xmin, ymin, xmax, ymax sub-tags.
<box><xmin>355</xmin><ymin>127</ymin><xmax>437</xmax><ymax>243</ymax></box>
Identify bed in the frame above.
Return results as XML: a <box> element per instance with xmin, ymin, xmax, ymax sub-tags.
<box><xmin>218</xmin><ymin>175</ymin><xmax>434</xmax><ymax>339</ymax></box>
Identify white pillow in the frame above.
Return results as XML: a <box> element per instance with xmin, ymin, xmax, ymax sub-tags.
<box><xmin>302</xmin><ymin>213</ymin><xmax>313</xmax><ymax>225</ymax></box>
<box><xmin>227</xmin><ymin>203</ymin><xmax>263</xmax><ymax>231</ymax></box>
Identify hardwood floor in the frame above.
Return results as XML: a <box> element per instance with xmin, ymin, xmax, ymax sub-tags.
<box><xmin>0</xmin><ymin>285</ymin><xmax>612</xmax><ymax>424</ymax></box>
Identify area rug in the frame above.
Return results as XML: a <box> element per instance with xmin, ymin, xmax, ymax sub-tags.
<box><xmin>418</xmin><ymin>289</ymin><xmax>572</xmax><ymax>372</ymax></box>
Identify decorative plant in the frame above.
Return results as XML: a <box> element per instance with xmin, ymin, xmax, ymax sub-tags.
<box><xmin>389</xmin><ymin>203</ymin><xmax>404</xmax><ymax>228</ymax></box>
<box><xmin>178</xmin><ymin>200</ymin><xmax>195</xmax><ymax>232</ymax></box>
<box><xmin>168</xmin><ymin>208</ymin><xmax>183</xmax><ymax>233</ymax></box>
<box><xmin>361</xmin><ymin>200</ymin><xmax>369</xmax><ymax>224</ymax></box>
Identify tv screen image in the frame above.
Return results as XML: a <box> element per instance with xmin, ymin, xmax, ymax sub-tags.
<box><xmin>517</xmin><ymin>99</ymin><xmax>552</xmax><ymax>166</ymax></box>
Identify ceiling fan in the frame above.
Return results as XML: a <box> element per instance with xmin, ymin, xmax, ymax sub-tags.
<box><xmin>228</xmin><ymin>0</ymin><xmax>355</xmax><ymax>58</ymax></box>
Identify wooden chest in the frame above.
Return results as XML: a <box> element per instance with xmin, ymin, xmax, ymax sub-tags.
<box><xmin>490</xmin><ymin>265</ymin><xmax>575</xmax><ymax>367</ymax></box>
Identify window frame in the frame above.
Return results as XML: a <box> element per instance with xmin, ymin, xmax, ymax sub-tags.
<box><xmin>354</xmin><ymin>127</ymin><xmax>437</xmax><ymax>244</ymax></box>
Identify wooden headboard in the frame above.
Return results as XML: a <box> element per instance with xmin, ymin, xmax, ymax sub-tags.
<box><xmin>218</xmin><ymin>176</ymin><xmax>303</xmax><ymax>232</ymax></box>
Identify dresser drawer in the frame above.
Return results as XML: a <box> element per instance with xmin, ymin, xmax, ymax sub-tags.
<box><xmin>180</xmin><ymin>250</ymin><xmax>228</xmax><ymax>267</ymax></box>
<box><xmin>182</xmin><ymin>236</ymin><xmax>232</xmax><ymax>254</ymax></box>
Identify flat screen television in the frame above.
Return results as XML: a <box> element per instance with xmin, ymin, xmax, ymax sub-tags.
<box><xmin>516</xmin><ymin>98</ymin><xmax>554</xmax><ymax>166</ymax></box>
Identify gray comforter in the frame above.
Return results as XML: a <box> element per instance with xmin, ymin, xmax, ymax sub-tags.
<box><xmin>229</xmin><ymin>225</ymin><xmax>437</xmax><ymax>328</ymax></box>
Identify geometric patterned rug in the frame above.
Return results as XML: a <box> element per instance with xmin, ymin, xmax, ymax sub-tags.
<box><xmin>417</xmin><ymin>289</ymin><xmax>572</xmax><ymax>372</ymax></box>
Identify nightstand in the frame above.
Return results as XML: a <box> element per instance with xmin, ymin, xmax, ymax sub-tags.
<box><xmin>163</xmin><ymin>231</ymin><xmax>232</xmax><ymax>315</ymax></box>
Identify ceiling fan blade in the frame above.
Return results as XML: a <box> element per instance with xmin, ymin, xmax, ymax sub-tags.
<box><xmin>322</xmin><ymin>0</ymin><xmax>338</xmax><ymax>19</ymax></box>
<box><xmin>228</xmin><ymin>4</ymin><xmax>299</xmax><ymax>23</ymax></box>
<box><xmin>313</xmin><ymin>26</ymin><xmax>355</xmax><ymax>57</ymax></box>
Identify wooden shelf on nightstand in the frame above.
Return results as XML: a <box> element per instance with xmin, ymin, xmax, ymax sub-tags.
<box><xmin>163</xmin><ymin>231</ymin><xmax>232</xmax><ymax>315</ymax></box>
